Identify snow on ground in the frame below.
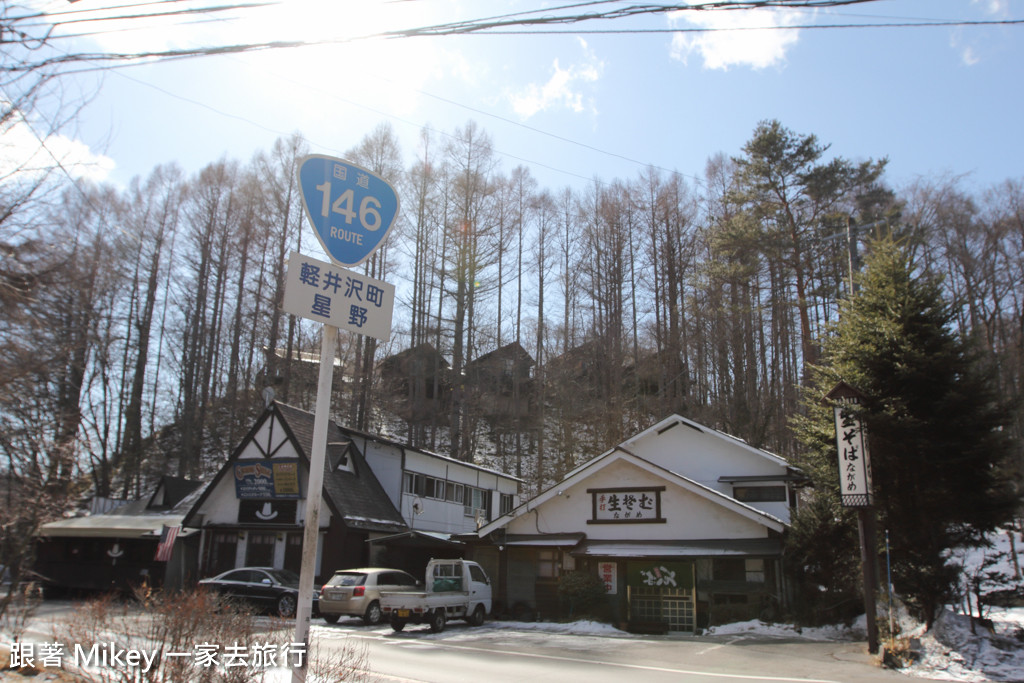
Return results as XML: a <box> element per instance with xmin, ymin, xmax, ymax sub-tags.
<box><xmin>702</xmin><ymin>607</ymin><xmax>1024</xmax><ymax>682</ymax></box>
<box><xmin>706</xmin><ymin>526</ymin><xmax>1024</xmax><ymax>682</ymax></box>
<box><xmin>896</xmin><ymin>607</ymin><xmax>1024</xmax><ymax>682</ymax></box>
<box><xmin>707</xmin><ymin>615</ymin><xmax>868</xmax><ymax>641</ymax></box>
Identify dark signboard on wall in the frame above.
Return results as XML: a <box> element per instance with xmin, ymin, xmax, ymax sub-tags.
<box><xmin>627</xmin><ymin>561</ymin><xmax>694</xmax><ymax>590</ymax></box>
<box><xmin>587</xmin><ymin>486</ymin><xmax>666</xmax><ymax>524</ymax></box>
<box><xmin>238</xmin><ymin>499</ymin><xmax>298</xmax><ymax>525</ymax></box>
<box><xmin>234</xmin><ymin>459</ymin><xmax>301</xmax><ymax>499</ymax></box>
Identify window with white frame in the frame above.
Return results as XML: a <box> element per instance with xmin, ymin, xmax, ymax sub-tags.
<box><xmin>403</xmin><ymin>472</ymin><xmax>447</xmax><ymax>500</ymax></box>
<box><xmin>445</xmin><ymin>481</ymin><xmax>465</xmax><ymax>504</ymax></box>
<box><xmin>464</xmin><ymin>486</ymin><xmax>490</xmax><ymax>518</ymax></box>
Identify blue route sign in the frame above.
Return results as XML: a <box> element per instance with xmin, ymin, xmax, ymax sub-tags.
<box><xmin>298</xmin><ymin>155</ymin><xmax>400</xmax><ymax>267</ymax></box>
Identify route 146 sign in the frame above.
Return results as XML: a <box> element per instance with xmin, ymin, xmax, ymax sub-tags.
<box><xmin>298</xmin><ymin>155</ymin><xmax>400</xmax><ymax>267</ymax></box>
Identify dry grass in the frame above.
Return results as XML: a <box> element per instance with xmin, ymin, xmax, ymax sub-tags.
<box><xmin>4</xmin><ymin>587</ymin><xmax>376</xmax><ymax>682</ymax></box>
<box><xmin>52</xmin><ymin>588</ymin><xmax>287</xmax><ymax>682</ymax></box>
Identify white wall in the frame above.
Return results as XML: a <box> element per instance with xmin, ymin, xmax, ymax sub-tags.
<box><xmin>398</xmin><ymin>451</ymin><xmax>518</xmax><ymax>534</ymax></box>
<box><xmin>195</xmin><ymin>421</ymin><xmax>333</xmax><ymax>527</ymax></box>
<box><xmin>360</xmin><ymin>439</ymin><xmax>404</xmax><ymax>509</ymax></box>
<box><xmin>404</xmin><ymin>451</ymin><xmax>478</xmax><ymax>534</ymax></box>
<box><xmin>506</xmin><ymin>457</ymin><xmax>771</xmax><ymax>541</ymax></box>
<box><xmin>629</xmin><ymin>422</ymin><xmax>789</xmax><ymax>496</ymax></box>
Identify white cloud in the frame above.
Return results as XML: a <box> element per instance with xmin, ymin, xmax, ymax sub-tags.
<box><xmin>960</xmin><ymin>46</ymin><xmax>981</xmax><ymax>66</ymax></box>
<box><xmin>668</xmin><ymin>6</ymin><xmax>805</xmax><ymax>70</ymax></box>
<box><xmin>972</xmin><ymin>0</ymin><xmax>1008</xmax><ymax>14</ymax></box>
<box><xmin>954</xmin><ymin>0</ymin><xmax>1007</xmax><ymax>66</ymax></box>
<box><xmin>508</xmin><ymin>39</ymin><xmax>603</xmax><ymax>119</ymax></box>
<box><xmin>0</xmin><ymin>114</ymin><xmax>115</xmax><ymax>184</ymax></box>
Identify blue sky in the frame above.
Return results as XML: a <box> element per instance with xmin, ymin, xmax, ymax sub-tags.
<box><xmin>24</xmin><ymin>0</ymin><xmax>1024</xmax><ymax>196</ymax></box>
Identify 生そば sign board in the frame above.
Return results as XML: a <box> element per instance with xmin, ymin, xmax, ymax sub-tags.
<box><xmin>282</xmin><ymin>252</ymin><xmax>395</xmax><ymax>341</ymax></box>
<box><xmin>833</xmin><ymin>404</ymin><xmax>873</xmax><ymax>507</ymax></box>
<box><xmin>825</xmin><ymin>381</ymin><xmax>873</xmax><ymax>508</ymax></box>
<box><xmin>298</xmin><ymin>155</ymin><xmax>400</xmax><ymax>268</ymax></box>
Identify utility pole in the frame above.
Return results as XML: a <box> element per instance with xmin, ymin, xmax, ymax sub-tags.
<box><xmin>822</xmin><ymin>216</ymin><xmax>887</xmax><ymax>297</ymax></box>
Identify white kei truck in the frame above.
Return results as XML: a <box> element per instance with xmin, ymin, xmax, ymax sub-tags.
<box><xmin>379</xmin><ymin>558</ymin><xmax>492</xmax><ymax>633</ymax></box>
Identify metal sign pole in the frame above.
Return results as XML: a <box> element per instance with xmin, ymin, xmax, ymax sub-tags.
<box><xmin>286</xmin><ymin>155</ymin><xmax>400</xmax><ymax>681</ymax></box>
<box><xmin>291</xmin><ymin>324</ymin><xmax>337</xmax><ymax>683</ymax></box>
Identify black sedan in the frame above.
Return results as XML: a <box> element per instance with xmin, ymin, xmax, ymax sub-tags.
<box><xmin>198</xmin><ymin>567</ymin><xmax>317</xmax><ymax>618</ymax></box>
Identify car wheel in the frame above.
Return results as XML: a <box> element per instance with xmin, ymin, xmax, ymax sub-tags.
<box><xmin>322</xmin><ymin>613</ymin><xmax>340</xmax><ymax>624</ymax></box>
<box><xmin>390</xmin><ymin>615</ymin><xmax>406</xmax><ymax>632</ymax></box>
<box><xmin>363</xmin><ymin>600</ymin><xmax>382</xmax><ymax>625</ymax></box>
<box><xmin>468</xmin><ymin>604</ymin><xmax>486</xmax><ymax>627</ymax></box>
<box><xmin>277</xmin><ymin>593</ymin><xmax>297</xmax><ymax>618</ymax></box>
<box><xmin>428</xmin><ymin>608</ymin><xmax>446</xmax><ymax>633</ymax></box>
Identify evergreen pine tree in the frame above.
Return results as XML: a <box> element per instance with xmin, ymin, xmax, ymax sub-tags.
<box><xmin>789</xmin><ymin>238</ymin><xmax>1018</xmax><ymax>627</ymax></box>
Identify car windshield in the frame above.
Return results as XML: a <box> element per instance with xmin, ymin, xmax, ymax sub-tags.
<box><xmin>327</xmin><ymin>572</ymin><xmax>366</xmax><ymax>587</ymax></box>
<box><xmin>266</xmin><ymin>569</ymin><xmax>300</xmax><ymax>587</ymax></box>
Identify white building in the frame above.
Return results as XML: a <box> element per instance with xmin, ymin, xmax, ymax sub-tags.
<box><xmin>470</xmin><ymin>415</ymin><xmax>803</xmax><ymax>633</ymax></box>
<box><xmin>184</xmin><ymin>402</ymin><xmax>521</xmax><ymax>582</ymax></box>
<box><xmin>338</xmin><ymin>426</ymin><xmax>519</xmax><ymax>535</ymax></box>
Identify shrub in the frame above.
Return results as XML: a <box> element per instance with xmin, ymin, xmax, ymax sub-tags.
<box><xmin>557</xmin><ymin>571</ymin><xmax>608</xmax><ymax>619</ymax></box>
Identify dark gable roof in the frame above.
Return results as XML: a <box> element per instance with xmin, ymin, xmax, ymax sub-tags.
<box><xmin>468</xmin><ymin>341</ymin><xmax>535</xmax><ymax>368</ymax></box>
<box><xmin>145</xmin><ymin>476</ymin><xmax>204</xmax><ymax>511</ymax></box>
<box><xmin>271</xmin><ymin>403</ymin><xmax>406</xmax><ymax>534</ymax></box>
<box><xmin>379</xmin><ymin>342</ymin><xmax>450</xmax><ymax>370</ymax></box>
<box><xmin>105</xmin><ymin>477</ymin><xmax>204</xmax><ymax>517</ymax></box>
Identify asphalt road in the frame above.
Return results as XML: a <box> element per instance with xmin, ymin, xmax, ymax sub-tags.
<box><xmin>4</xmin><ymin>601</ymin><xmax>933</xmax><ymax>682</ymax></box>
<box><xmin>311</xmin><ymin>618</ymin><xmax>924</xmax><ymax>683</ymax></box>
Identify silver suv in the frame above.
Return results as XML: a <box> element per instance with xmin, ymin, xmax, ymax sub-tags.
<box><xmin>319</xmin><ymin>568</ymin><xmax>419</xmax><ymax>625</ymax></box>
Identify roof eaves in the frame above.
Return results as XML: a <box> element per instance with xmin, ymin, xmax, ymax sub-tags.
<box><xmin>337</xmin><ymin>425</ymin><xmax>524</xmax><ymax>483</ymax></box>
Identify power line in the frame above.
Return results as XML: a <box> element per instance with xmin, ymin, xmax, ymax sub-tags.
<box><xmin>8</xmin><ymin>1</ymin><xmax>272</xmax><ymax>27</ymax></box>
<box><xmin>364</xmin><ymin>0</ymin><xmax>913</xmax><ymax>38</ymax></box>
<box><xmin>29</xmin><ymin>15</ymin><xmax>1024</xmax><ymax>63</ymax></box>
<box><xmin>7</xmin><ymin>0</ymin><xmax>1018</xmax><ymax>196</ymax></box>
<box><xmin>8</xmin><ymin>5</ymin><xmax>688</xmax><ymax>185</ymax></box>
<box><xmin>451</xmin><ymin>18</ymin><xmax>1024</xmax><ymax>36</ymax></box>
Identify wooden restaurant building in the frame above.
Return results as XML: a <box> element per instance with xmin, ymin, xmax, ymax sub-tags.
<box><xmin>469</xmin><ymin>415</ymin><xmax>803</xmax><ymax>632</ymax></box>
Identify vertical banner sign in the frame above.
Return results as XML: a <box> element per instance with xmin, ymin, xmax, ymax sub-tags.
<box><xmin>598</xmin><ymin>561</ymin><xmax>618</xmax><ymax>594</ymax></box>
<box><xmin>833</xmin><ymin>404</ymin><xmax>873</xmax><ymax>507</ymax></box>
<box><xmin>298</xmin><ymin>155</ymin><xmax>400</xmax><ymax>267</ymax></box>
